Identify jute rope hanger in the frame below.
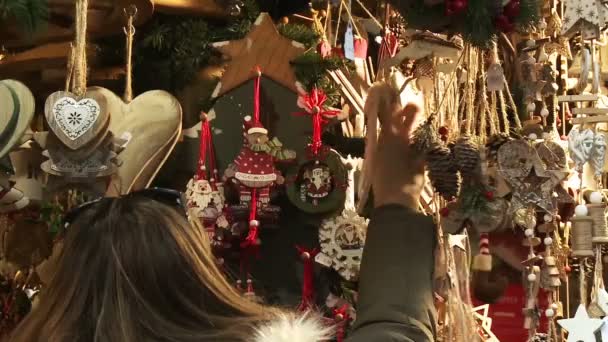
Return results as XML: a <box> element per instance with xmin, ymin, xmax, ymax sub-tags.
<box><xmin>123</xmin><ymin>5</ymin><xmax>137</xmax><ymax>103</ymax></box>
<box><xmin>72</xmin><ymin>0</ymin><xmax>89</xmax><ymax>97</ymax></box>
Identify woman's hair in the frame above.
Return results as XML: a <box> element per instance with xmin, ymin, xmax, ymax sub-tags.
<box><xmin>11</xmin><ymin>195</ymin><xmax>276</xmax><ymax>342</ymax></box>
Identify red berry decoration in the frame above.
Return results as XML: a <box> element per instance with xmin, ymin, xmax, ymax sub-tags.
<box><xmin>560</xmin><ymin>135</ymin><xmax>568</xmax><ymax>141</ymax></box>
<box><xmin>484</xmin><ymin>191</ymin><xmax>494</xmax><ymax>201</ymax></box>
<box><xmin>564</xmin><ymin>265</ymin><xmax>571</xmax><ymax>273</ymax></box>
<box><xmin>452</xmin><ymin>0</ymin><xmax>466</xmax><ymax>12</ymax></box>
<box><xmin>495</xmin><ymin>14</ymin><xmax>514</xmax><ymax>32</ymax></box>
<box><xmin>440</xmin><ymin>207</ymin><xmax>450</xmax><ymax>217</ymax></box>
<box><xmin>503</xmin><ymin>0</ymin><xmax>521</xmax><ymax>19</ymax></box>
<box><xmin>440</xmin><ymin>135</ymin><xmax>448</xmax><ymax>142</ymax></box>
<box><xmin>438</xmin><ymin>126</ymin><xmax>449</xmax><ymax>136</ymax></box>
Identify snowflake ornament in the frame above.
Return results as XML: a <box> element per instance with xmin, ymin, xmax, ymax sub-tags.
<box><xmin>318</xmin><ymin>210</ymin><xmax>369</xmax><ymax>281</ymax></box>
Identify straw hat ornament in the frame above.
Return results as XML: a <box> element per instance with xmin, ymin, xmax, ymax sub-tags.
<box><xmin>0</xmin><ymin>79</ymin><xmax>35</xmax><ymax>213</ymax></box>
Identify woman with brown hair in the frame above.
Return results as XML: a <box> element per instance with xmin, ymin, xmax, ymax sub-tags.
<box><xmin>10</xmin><ymin>191</ymin><xmax>331</xmax><ymax>342</ymax></box>
<box><xmin>11</xmin><ymin>94</ymin><xmax>437</xmax><ymax>342</ymax></box>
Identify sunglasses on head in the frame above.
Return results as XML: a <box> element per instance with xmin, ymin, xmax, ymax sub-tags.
<box><xmin>63</xmin><ymin>188</ymin><xmax>188</xmax><ymax>228</ymax></box>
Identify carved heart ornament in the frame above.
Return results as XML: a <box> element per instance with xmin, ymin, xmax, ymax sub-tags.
<box><xmin>44</xmin><ymin>91</ymin><xmax>109</xmax><ymax>150</ymax></box>
<box><xmin>93</xmin><ymin>87</ymin><xmax>182</xmax><ymax>195</ymax></box>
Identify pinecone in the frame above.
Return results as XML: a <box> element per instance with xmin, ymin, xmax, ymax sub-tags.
<box><xmin>486</xmin><ymin>133</ymin><xmax>511</xmax><ymax>163</ymax></box>
<box><xmin>453</xmin><ymin>136</ymin><xmax>480</xmax><ymax>180</ymax></box>
<box><xmin>411</xmin><ymin>117</ymin><xmax>439</xmax><ymax>153</ymax></box>
<box><xmin>529</xmin><ymin>334</ymin><xmax>547</xmax><ymax>342</ymax></box>
<box><xmin>427</xmin><ymin>144</ymin><xmax>460</xmax><ymax>200</ymax></box>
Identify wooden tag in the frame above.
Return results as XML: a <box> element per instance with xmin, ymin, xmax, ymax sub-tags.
<box><xmin>44</xmin><ymin>90</ymin><xmax>109</xmax><ymax>150</ymax></box>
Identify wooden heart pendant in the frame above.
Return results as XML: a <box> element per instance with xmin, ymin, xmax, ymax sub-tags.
<box><xmin>92</xmin><ymin>87</ymin><xmax>182</xmax><ymax>195</ymax></box>
<box><xmin>44</xmin><ymin>90</ymin><xmax>109</xmax><ymax>150</ymax></box>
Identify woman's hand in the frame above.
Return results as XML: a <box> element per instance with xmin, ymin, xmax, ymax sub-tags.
<box><xmin>372</xmin><ymin>103</ymin><xmax>425</xmax><ymax>209</ymax></box>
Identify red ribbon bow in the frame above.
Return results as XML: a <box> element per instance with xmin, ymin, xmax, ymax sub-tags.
<box><xmin>295</xmin><ymin>88</ymin><xmax>340</xmax><ymax>155</ymax></box>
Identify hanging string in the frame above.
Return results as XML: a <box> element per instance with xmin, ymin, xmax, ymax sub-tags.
<box><xmin>295</xmin><ymin>245</ymin><xmax>319</xmax><ymax>311</ymax></box>
<box><xmin>490</xmin><ymin>92</ymin><xmax>499</xmax><ymax>135</ymax></box>
<box><xmin>196</xmin><ymin>118</ymin><xmax>210</xmax><ymax>181</ymax></box>
<box><xmin>243</xmin><ymin>189</ymin><xmax>258</xmax><ymax>247</ymax></box>
<box><xmin>72</xmin><ymin>0</ymin><xmax>89</xmax><ymax>96</ymax></box>
<box><xmin>352</xmin><ymin>0</ymin><xmax>382</xmax><ymax>28</ymax></box>
<box><xmin>334</xmin><ymin>0</ymin><xmax>343</xmax><ymax>46</ymax></box>
<box><xmin>123</xmin><ymin>5</ymin><xmax>136</xmax><ymax>103</ymax></box>
<box><xmin>295</xmin><ymin>89</ymin><xmax>340</xmax><ymax>156</ymax></box>
<box><xmin>253</xmin><ymin>67</ymin><xmax>262</xmax><ymax>124</ymax></box>
<box><xmin>498</xmin><ymin>89</ymin><xmax>510</xmax><ymax>133</ymax></box>
<box><xmin>340</xmin><ymin>0</ymin><xmax>361</xmax><ymax>37</ymax></box>
<box><xmin>503</xmin><ymin>75</ymin><xmax>522</xmax><ymax>129</ymax></box>
<box><xmin>64</xmin><ymin>44</ymin><xmax>76</xmax><ymax>92</ymax></box>
<box><xmin>478</xmin><ymin>55</ymin><xmax>488</xmax><ymax>139</ymax></box>
<box><xmin>579</xmin><ymin>260</ymin><xmax>589</xmax><ymax>307</ymax></box>
<box><xmin>207</xmin><ymin>124</ymin><xmax>219</xmax><ymax>186</ymax></box>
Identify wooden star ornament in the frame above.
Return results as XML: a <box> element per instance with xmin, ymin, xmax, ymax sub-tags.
<box><xmin>558</xmin><ymin>305</ymin><xmax>603</xmax><ymax>342</ymax></box>
<box><xmin>211</xmin><ymin>13</ymin><xmax>306</xmax><ymax>98</ymax></box>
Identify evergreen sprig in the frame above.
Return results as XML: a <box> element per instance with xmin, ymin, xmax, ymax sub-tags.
<box><xmin>291</xmin><ymin>51</ymin><xmax>348</xmax><ymax>107</ymax></box>
<box><xmin>0</xmin><ymin>0</ymin><xmax>47</xmax><ymax>33</ymax></box>
<box><xmin>278</xmin><ymin>23</ymin><xmax>320</xmax><ymax>48</ymax></box>
<box><xmin>462</xmin><ymin>0</ymin><xmax>495</xmax><ymax>49</ymax></box>
<box><xmin>515</xmin><ymin>0</ymin><xmax>541</xmax><ymax>30</ymax></box>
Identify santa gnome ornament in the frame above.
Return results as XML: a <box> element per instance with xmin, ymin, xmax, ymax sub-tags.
<box><xmin>224</xmin><ymin>68</ymin><xmax>295</xmax><ymax>248</ymax></box>
<box><xmin>185</xmin><ymin>114</ymin><xmax>226</xmax><ymax>239</ymax></box>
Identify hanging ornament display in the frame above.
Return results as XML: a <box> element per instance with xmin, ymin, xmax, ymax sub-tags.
<box><xmin>557</xmin><ymin>305</ymin><xmax>604</xmax><ymax>342</ymax></box>
<box><xmin>224</xmin><ymin>68</ymin><xmax>295</xmax><ymax>248</ymax></box>
<box><xmin>497</xmin><ymin>139</ymin><xmax>570</xmax><ymax>215</ymax></box>
<box><xmin>185</xmin><ymin>116</ymin><xmax>225</xmax><ymax>237</ymax></box>
<box><xmin>317</xmin><ymin>156</ymin><xmax>367</xmax><ymax>282</ymax></box>
<box><xmin>286</xmin><ymin>88</ymin><xmax>347</xmax><ymax>214</ymax></box>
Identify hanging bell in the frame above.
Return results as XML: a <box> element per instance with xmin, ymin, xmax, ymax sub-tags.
<box><xmin>486</xmin><ymin>63</ymin><xmax>505</xmax><ymax>92</ymax></box>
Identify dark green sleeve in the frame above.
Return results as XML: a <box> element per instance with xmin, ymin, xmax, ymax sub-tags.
<box><xmin>346</xmin><ymin>205</ymin><xmax>437</xmax><ymax>342</ymax></box>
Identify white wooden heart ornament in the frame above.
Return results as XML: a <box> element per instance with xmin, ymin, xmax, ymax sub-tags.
<box><xmin>53</xmin><ymin>97</ymin><xmax>100</xmax><ymax>139</ymax></box>
<box><xmin>44</xmin><ymin>90</ymin><xmax>109</xmax><ymax>150</ymax></box>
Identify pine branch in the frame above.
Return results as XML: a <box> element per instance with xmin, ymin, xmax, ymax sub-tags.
<box><xmin>278</xmin><ymin>23</ymin><xmax>320</xmax><ymax>48</ymax></box>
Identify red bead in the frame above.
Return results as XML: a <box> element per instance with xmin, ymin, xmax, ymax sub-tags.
<box><xmin>560</xmin><ymin>135</ymin><xmax>567</xmax><ymax>141</ymax></box>
<box><xmin>440</xmin><ymin>207</ymin><xmax>450</xmax><ymax>217</ymax></box>
<box><xmin>452</xmin><ymin>0</ymin><xmax>466</xmax><ymax>12</ymax></box>
<box><xmin>438</xmin><ymin>126</ymin><xmax>449</xmax><ymax>135</ymax></box>
<box><xmin>503</xmin><ymin>0</ymin><xmax>521</xmax><ymax>19</ymax></box>
<box><xmin>495</xmin><ymin>14</ymin><xmax>514</xmax><ymax>32</ymax></box>
<box><xmin>440</xmin><ymin>135</ymin><xmax>448</xmax><ymax>142</ymax></box>
<box><xmin>564</xmin><ymin>265</ymin><xmax>571</xmax><ymax>273</ymax></box>
<box><xmin>484</xmin><ymin>191</ymin><xmax>494</xmax><ymax>201</ymax></box>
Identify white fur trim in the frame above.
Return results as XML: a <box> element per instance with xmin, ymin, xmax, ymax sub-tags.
<box><xmin>248</xmin><ymin>127</ymin><xmax>268</xmax><ymax>134</ymax></box>
<box><xmin>254</xmin><ymin>312</ymin><xmax>333</xmax><ymax>342</ymax></box>
<box><xmin>235</xmin><ymin>172</ymin><xmax>276</xmax><ymax>183</ymax></box>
